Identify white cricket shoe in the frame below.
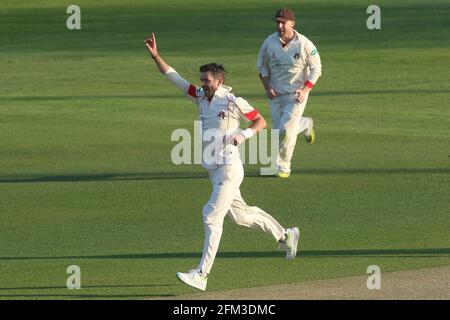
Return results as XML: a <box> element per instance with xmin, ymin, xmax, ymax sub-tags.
<box><xmin>176</xmin><ymin>269</ymin><xmax>208</xmax><ymax>291</ymax></box>
<box><xmin>278</xmin><ymin>227</ymin><xmax>300</xmax><ymax>259</ymax></box>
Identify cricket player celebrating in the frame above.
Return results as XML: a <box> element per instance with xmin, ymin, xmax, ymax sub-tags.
<box><xmin>257</xmin><ymin>8</ymin><xmax>322</xmax><ymax>178</ymax></box>
<box><xmin>145</xmin><ymin>33</ymin><xmax>299</xmax><ymax>291</ymax></box>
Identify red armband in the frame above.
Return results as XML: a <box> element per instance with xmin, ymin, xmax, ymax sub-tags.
<box><xmin>244</xmin><ymin>109</ymin><xmax>259</xmax><ymax>121</ymax></box>
<box><xmin>187</xmin><ymin>84</ymin><xmax>197</xmax><ymax>98</ymax></box>
<box><xmin>304</xmin><ymin>81</ymin><xmax>314</xmax><ymax>89</ymax></box>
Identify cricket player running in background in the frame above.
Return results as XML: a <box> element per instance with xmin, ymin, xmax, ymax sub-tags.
<box><xmin>145</xmin><ymin>33</ymin><xmax>299</xmax><ymax>291</ymax></box>
<box><xmin>257</xmin><ymin>8</ymin><xmax>322</xmax><ymax>178</ymax></box>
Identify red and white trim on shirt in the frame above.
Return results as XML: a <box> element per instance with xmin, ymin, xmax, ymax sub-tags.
<box><xmin>187</xmin><ymin>84</ymin><xmax>197</xmax><ymax>98</ymax></box>
<box><xmin>304</xmin><ymin>81</ymin><xmax>314</xmax><ymax>89</ymax></box>
<box><xmin>244</xmin><ymin>109</ymin><xmax>259</xmax><ymax>121</ymax></box>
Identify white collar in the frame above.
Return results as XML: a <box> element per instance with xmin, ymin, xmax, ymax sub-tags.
<box><xmin>279</xmin><ymin>30</ymin><xmax>299</xmax><ymax>45</ymax></box>
<box><xmin>213</xmin><ymin>84</ymin><xmax>232</xmax><ymax>98</ymax></box>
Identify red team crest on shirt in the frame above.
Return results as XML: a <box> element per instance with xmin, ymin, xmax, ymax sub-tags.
<box><xmin>217</xmin><ymin>110</ymin><xmax>226</xmax><ymax>119</ymax></box>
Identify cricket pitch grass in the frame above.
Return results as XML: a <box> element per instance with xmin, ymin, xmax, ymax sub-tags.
<box><xmin>0</xmin><ymin>0</ymin><xmax>449</xmax><ymax>299</ymax></box>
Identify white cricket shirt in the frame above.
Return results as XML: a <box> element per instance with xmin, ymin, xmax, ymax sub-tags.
<box><xmin>186</xmin><ymin>83</ymin><xmax>258</xmax><ymax>170</ymax></box>
<box><xmin>257</xmin><ymin>30</ymin><xmax>322</xmax><ymax>94</ymax></box>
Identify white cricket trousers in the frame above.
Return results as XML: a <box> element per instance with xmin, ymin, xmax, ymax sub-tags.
<box><xmin>270</xmin><ymin>92</ymin><xmax>312</xmax><ymax>174</ymax></box>
<box><xmin>197</xmin><ymin>162</ymin><xmax>286</xmax><ymax>275</ymax></box>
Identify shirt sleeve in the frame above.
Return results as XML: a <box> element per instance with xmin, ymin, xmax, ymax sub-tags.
<box><xmin>256</xmin><ymin>38</ymin><xmax>270</xmax><ymax>77</ymax></box>
<box><xmin>304</xmin><ymin>39</ymin><xmax>322</xmax><ymax>88</ymax></box>
<box><xmin>164</xmin><ymin>67</ymin><xmax>202</xmax><ymax>101</ymax></box>
<box><xmin>234</xmin><ymin>97</ymin><xmax>260</xmax><ymax>123</ymax></box>
<box><xmin>186</xmin><ymin>84</ymin><xmax>204</xmax><ymax>100</ymax></box>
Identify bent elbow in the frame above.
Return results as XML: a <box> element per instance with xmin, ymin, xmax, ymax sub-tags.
<box><xmin>260</xmin><ymin>117</ymin><xmax>267</xmax><ymax>130</ymax></box>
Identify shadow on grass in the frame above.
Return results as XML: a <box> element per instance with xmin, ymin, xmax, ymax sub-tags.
<box><xmin>1</xmin><ymin>249</ymin><xmax>447</xmax><ymax>298</ymax></box>
<box><xmin>0</xmin><ymin>88</ymin><xmax>449</xmax><ymax>102</ymax></box>
<box><xmin>0</xmin><ymin>167</ymin><xmax>448</xmax><ymax>184</ymax></box>
<box><xmin>268</xmin><ymin>167</ymin><xmax>450</xmax><ymax>177</ymax></box>
<box><xmin>0</xmin><ymin>172</ymin><xmax>208</xmax><ymax>183</ymax></box>
<box><xmin>0</xmin><ymin>293</ymin><xmax>175</xmax><ymax>298</ymax></box>
<box><xmin>0</xmin><ymin>284</ymin><xmax>177</xmax><ymax>299</ymax></box>
<box><xmin>0</xmin><ymin>284</ymin><xmax>175</xmax><ymax>291</ymax></box>
<box><xmin>1</xmin><ymin>248</ymin><xmax>449</xmax><ymax>262</ymax></box>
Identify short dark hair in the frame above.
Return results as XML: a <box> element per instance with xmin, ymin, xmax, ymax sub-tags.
<box><xmin>274</xmin><ymin>8</ymin><xmax>295</xmax><ymax>22</ymax></box>
<box><xmin>199</xmin><ymin>63</ymin><xmax>226</xmax><ymax>80</ymax></box>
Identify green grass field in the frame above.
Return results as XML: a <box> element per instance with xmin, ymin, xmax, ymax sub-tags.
<box><xmin>0</xmin><ymin>0</ymin><xmax>449</xmax><ymax>299</ymax></box>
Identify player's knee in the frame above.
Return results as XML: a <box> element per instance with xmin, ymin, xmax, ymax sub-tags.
<box><xmin>229</xmin><ymin>210</ymin><xmax>251</xmax><ymax>227</ymax></box>
<box><xmin>202</xmin><ymin>215</ymin><xmax>224</xmax><ymax>232</ymax></box>
<box><xmin>234</xmin><ymin>216</ymin><xmax>249</xmax><ymax>226</ymax></box>
<box><xmin>202</xmin><ymin>203</ymin><xmax>214</xmax><ymax>218</ymax></box>
<box><xmin>228</xmin><ymin>213</ymin><xmax>240</xmax><ymax>225</ymax></box>
<box><xmin>202</xmin><ymin>203</ymin><xmax>224</xmax><ymax>226</ymax></box>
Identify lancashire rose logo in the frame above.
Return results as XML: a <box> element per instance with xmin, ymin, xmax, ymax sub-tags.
<box><xmin>217</xmin><ymin>111</ymin><xmax>226</xmax><ymax>119</ymax></box>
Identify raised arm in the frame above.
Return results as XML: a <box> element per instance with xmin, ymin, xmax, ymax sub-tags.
<box><xmin>145</xmin><ymin>33</ymin><xmax>170</xmax><ymax>73</ymax></box>
<box><xmin>144</xmin><ymin>33</ymin><xmax>191</xmax><ymax>94</ymax></box>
